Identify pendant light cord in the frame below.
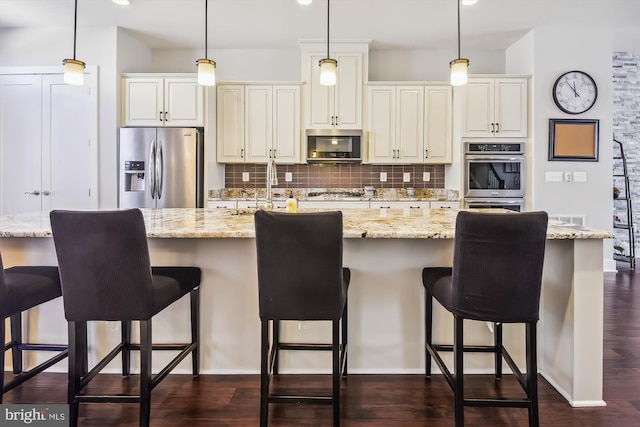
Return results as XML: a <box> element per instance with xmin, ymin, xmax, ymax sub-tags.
<box><xmin>204</xmin><ymin>0</ymin><xmax>208</xmax><ymax>58</ymax></box>
<box><xmin>457</xmin><ymin>0</ymin><xmax>461</xmax><ymax>58</ymax></box>
<box><xmin>73</xmin><ymin>0</ymin><xmax>78</xmax><ymax>60</ymax></box>
<box><xmin>326</xmin><ymin>0</ymin><xmax>330</xmax><ymax>58</ymax></box>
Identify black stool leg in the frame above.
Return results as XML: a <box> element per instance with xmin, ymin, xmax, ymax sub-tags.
<box><xmin>527</xmin><ymin>322</ymin><xmax>539</xmax><ymax>427</ymax></box>
<box><xmin>10</xmin><ymin>313</ymin><xmax>22</xmax><ymax>374</ymax></box>
<box><xmin>495</xmin><ymin>322</ymin><xmax>503</xmax><ymax>380</ymax></box>
<box><xmin>1</xmin><ymin>318</ymin><xmax>5</xmax><ymax>403</ymax></box>
<box><xmin>139</xmin><ymin>320</ymin><xmax>152</xmax><ymax>427</ymax></box>
<box><xmin>272</xmin><ymin>320</ymin><xmax>280</xmax><ymax>376</ymax></box>
<box><xmin>342</xmin><ymin>298</ymin><xmax>348</xmax><ymax>377</ymax></box>
<box><xmin>122</xmin><ymin>321</ymin><xmax>131</xmax><ymax>376</ymax></box>
<box><xmin>260</xmin><ymin>320</ymin><xmax>269</xmax><ymax>427</ymax></box>
<box><xmin>454</xmin><ymin>316</ymin><xmax>464</xmax><ymax>427</ymax></box>
<box><xmin>425</xmin><ymin>290</ymin><xmax>433</xmax><ymax>378</ymax></box>
<box><xmin>332</xmin><ymin>319</ymin><xmax>341</xmax><ymax>427</ymax></box>
<box><xmin>68</xmin><ymin>321</ymin><xmax>85</xmax><ymax>427</ymax></box>
<box><xmin>191</xmin><ymin>287</ymin><xmax>200</xmax><ymax>376</ymax></box>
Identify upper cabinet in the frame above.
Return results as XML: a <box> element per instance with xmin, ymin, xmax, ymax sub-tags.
<box><xmin>367</xmin><ymin>84</ymin><xmax>452</xmax><ymax>164</ymax></box>
<box><xmin>461</xmin><ymin>77</ymin><xmax>528</xmax><ymax>138</ymax></box>
<box><xmin>217</xmin><ymin>83</ymin><xmax>302</xmax><ymax>164</ymax></box>
<box><xmin>122</xmin><ymin>74</ymin><xmax>204</xmax><ymax>127</ymax></box>
<box><xmin>301</xmin><ymin>41</ymin><xmax>369</xmax><ymax>130</ymax></box>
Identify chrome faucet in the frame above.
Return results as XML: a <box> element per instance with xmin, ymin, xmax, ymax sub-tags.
<box><xmin>265</xmin><ymin>157</ymin><xmax>278</xmax><ymax>210</ymax></box>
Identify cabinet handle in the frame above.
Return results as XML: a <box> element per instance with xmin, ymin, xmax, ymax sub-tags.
<box><xmin>495</xmin><ymin>123</ymin><xmax>500</xmax><ymax>133</ymax></box>
<box><xmin>24</xmin><ymin>190</ymin><xmax>40</xmax><ymax>195</ymax></box>
<box><xmin>273</xmin><ymin>149</ymin><xmax>277</xmax><ymax>158</ymax></box>
<box><xmin>240</xmin><ymin>148</ymin><xmax>244</xmax><ymax>158</ymax></box>
<box><xmin>160</xmin><ymin>111</ymin><xmax>163</xmax><ymax>122</ymax></box>
<box><xmin>269</xmin><ymin>149</ymin><xmax>272</xmax><ymax>158</ymax></box>
<box><xmin>425</xmin><ymin>149</ymin><xmax>429</xmax><ymax>159</ymax></box>
<box><xmin>491</xmin><ymin>123</ymin><xmax>495</xmax><ymax>133</ymax></box>
<box><xmin>409</xmin><ymin>206</ymin><xmax>421</xmax><ymax>209</ymax></box>
<box><xmin>164</xmin><ymin>111</ymin><xmax>168</xmax><ymax>121</ymax></box>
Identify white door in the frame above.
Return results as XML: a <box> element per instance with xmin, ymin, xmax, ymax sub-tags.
<box><xmin>41</xmin><ymin>74</ymin><xmax>92</xmax><ymax>211</ymax></box>
<box><xmin>0</xmin><ymin>75</ymin><xmax>43</xmax><ymax>215</ymax></box>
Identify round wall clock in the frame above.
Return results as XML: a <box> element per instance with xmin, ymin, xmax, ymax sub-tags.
<box><xmin>552</xmin><ymin>70</ymin><xmax>598</xmax><ymax>114</ymax></box>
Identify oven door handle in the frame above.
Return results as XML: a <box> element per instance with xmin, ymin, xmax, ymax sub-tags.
<box><xmin>465</xmin><ymin>155</ymin><xmax>524</xmax><ymax>161</ymax></box>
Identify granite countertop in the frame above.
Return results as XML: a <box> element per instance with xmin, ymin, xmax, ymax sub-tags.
<box><xmin>0</xmin><ymin>208</ymin><xmax>613</xmax><ymax>240</ymax></box>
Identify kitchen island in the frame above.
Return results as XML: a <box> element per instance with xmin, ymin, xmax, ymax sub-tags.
<box><xmin>0</xmin><ymin>208</ymin><xmax>612</xmax><ymax>407</ymax></box>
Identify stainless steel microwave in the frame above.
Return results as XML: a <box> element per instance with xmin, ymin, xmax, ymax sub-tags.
<box><xmin>306</xmin><ymin>129</ymin><xmax>362</xmax><ymax>163</ymax></box>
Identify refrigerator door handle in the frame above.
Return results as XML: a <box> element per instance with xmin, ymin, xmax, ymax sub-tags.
<box><xmin>156</xmin><ymin>141</ymin><xmax>164</xmax><ymax>200</ymax></box>
<box><xmin>149</xmin><ymin>139</ymin><xmax>157</xmax><ymax>199</ymax></box>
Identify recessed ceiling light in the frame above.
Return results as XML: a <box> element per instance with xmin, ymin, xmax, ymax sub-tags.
<box><xmin>461</xmin><ymin>0</ymin><xmax>478</xmax><ymax>5</ymax></box>
<box><xmin>297</xmin><ymin>0</ymin><xmax>313</xmax><ymax>5</ymax></box>
<box><xmin>112</xmin><ymin>0</ymin><xmax>131</xmax><ymax>5</ymax></box>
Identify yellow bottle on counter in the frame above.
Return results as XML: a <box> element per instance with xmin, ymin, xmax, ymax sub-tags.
<box><xmin>285</xmin><ymin>193</ymin><xmax>297</xmax><ymax>213</ymax></box>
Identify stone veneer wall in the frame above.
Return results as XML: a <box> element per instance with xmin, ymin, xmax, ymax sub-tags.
<box><xmin>225</xmin><ymin>163</ymin><xmax>446</xmax><ymax>190</ymax></box>
<box><xmin>613</xmin><ymin>52</ymin><xmax>640</xmax><ymax>257</ymax></box>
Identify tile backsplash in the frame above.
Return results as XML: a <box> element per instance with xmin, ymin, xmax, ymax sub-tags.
<box><xmin>225</xmin><ymin>163</ymin><xmax>445</xmax><ymax>189</ymax></box>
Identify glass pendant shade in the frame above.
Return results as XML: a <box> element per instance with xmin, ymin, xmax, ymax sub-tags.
<box><xmin>297</xmin><ymin>0</ymin><xmax>312</xmax><ymax>4</ymax></box>
<box><xmin>63</xmin><ymin>58</ymin><xmax>86</xmax><ymax>86</ymax></box>
<box><xmin>197</xmin><ymin>59</ymin><xmax>216</xmax><ymax>86</ymax></box>
<box><xmin>319</xmin><ymin>58</ymin><xmax>337</xmax><ymax>86</ymax></box>
<box><xmin>450</xmin><ymin>58</ymin><xmax>469</xmax><ymax>86</ymax></box>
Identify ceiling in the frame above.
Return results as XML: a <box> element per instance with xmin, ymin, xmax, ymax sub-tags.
<box><xmin>0</xmin><ymin>0</ymin><xmax>638</xmax><ymax>51</ymax></box>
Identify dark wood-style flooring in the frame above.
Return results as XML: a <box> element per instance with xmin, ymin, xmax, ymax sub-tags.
<box><xmin>3</xmin><ymin>264</ymin><xmax>640</xmax><ymax>426</ymax></box>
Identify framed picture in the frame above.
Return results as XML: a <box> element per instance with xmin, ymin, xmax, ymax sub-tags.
<box><xmin>548</xmin><ymin>118</ymin><xmax>599</xmax><ymax>161</ymax></box>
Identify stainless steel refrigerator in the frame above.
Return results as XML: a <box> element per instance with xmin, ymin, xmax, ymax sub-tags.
<box><xmin>119</xmin><ymin>127</ymin><xmax>204</xmax><ymax>208</ymax></box>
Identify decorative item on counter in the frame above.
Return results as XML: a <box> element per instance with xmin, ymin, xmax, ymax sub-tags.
<box><xmin>286</xmin><ymin>192</ymin><xmax>298</xmax><ymax>213</ymax></box>
<box><xmin>406</xmin><ymin>187</ymin><xmax>416</xmax><ymax>197</ymax></box>
<box><xmin>364</xmin><ymin>186</ymin><xmax>376</xmax><ymax>198</ymax></box>
<box><xmin>614</xmin><ymin>187</ymin><xmax>620</xmax><ymax>199</ymax></box>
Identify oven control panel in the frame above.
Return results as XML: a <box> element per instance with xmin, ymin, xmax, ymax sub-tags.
<box><xmin>465</xmin><ymin>142</ymin><xmax>524</xmax><ymax>154</ymax></box>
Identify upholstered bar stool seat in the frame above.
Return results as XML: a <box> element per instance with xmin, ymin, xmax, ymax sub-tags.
<box><xmin>1</xmin><ymin>255</ymin><xmax>68</xmax><ymax>402</ymax></box>
<box><xmin>423</xmin><ymin>210</ymin><xmax>548</xmax><ymax>427</ymax></box>
<box><xmin>254</xmin><ymin>210</ymin><xmax>350</xmax><ymax>427</ymax></box>
<box><xmin>50</xmin><ymin>209</ymin><xmax>201</xmax><ymax>427</ymax></box>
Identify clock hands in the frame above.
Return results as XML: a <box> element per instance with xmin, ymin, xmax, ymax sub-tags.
<box><xmin>569</xmin><ymin>82</ymin><xmax>580</xmax><ymax>98</ymax></box>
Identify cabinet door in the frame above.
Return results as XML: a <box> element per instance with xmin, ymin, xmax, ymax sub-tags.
<box><xmin>272</xmin><ymin>85</ymin><xmax>301</xmax><ymax>164</ymax></box>
<box><xmin>122</xmin><ymin>77</ymin><xmax>163</xmax><ymax>126</ymax></box>
<box><xmin>334</xmin><ymin>52</ymin><xmax>363</xmax><ymax>129</ymax></box>
<box><xmin>245</xmin><ymin>85</ymin><xmax>272</xmax><ymax>163</ymax></box>
<box><xmin>367</xmin><ymin>86</ymin><xmax>396</xmax><ymax>164</ymax></box>
<box><xmin>494</xmin><ymin>78</ymin><xmax>527</xmax><ymax>137</ymax></box>
<box><xmin>461</xmin><ymin>79</ymin><xmax>494</xmax><ymax>137</ymax></box>
<box><xmin>207</xmin><ymin>200</ymin><xmax>237</xmax><ymax>209</ymax></box>
<box><xmin>430</xmin><ymin>201</ymin><xmax>460</xmax><ymax>210</ymax></box>
<box><xmin>370</xmin><ymin>201</ymin><xmax>430</xmax><ymax>209</ymax></box>
<box><xmin>216</xmin><ymin>85</ymin><xmax>245</xmax><ymax>163</ymax></box>
<box><xmin>424</xmin><ymin>86</ymin><xmax>452</xmax><ymax>164</ymax></box>
<box><xmin>395</xmin><ymin>86</ymin><xmax>424</xmax><ymax>164</ymax></box>
<box><xmin>164</xmin><ymin>78</ymin><xmax>204</xmax><ymax>126</ymax></box>
<box><xmin>308</xmin><ymin>53</ymin><xmax>334</xmax><ymax>129</ymax></box>
<box><xmin>298</xmin><ymin>200</ymin><xmax>369</xmax><ymax>209</ymax></box>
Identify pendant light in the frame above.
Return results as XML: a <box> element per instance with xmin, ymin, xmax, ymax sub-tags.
<box><xmin>196</xmin><ymin>0</ymin><xmax>216</xmax><ymax>86</ymax></box>
<box><xmin>450</xmin><ymin>0</ymin><xmax>469</xmax><ymax>86</ymax></box>
<box><xmin>62</xmin><ymin>0</ymin><xmax>86</xmax><ymax>86</ymax></box>
<box><xmin>319</xmin><ymin>0</ymin><xmax>337</xmax><ymax>86</ymax></box>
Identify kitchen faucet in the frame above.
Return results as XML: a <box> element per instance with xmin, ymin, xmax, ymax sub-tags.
<box><xmin>265</xmin><ymin>157</ymin><xmax>278</xmax><ymax>210</ymax></box>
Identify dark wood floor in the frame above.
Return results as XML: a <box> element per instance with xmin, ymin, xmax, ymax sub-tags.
<box><xmin>4</xmin><ymin>263</ymin><xmax>640</xmax><ymax>426</ymax></box>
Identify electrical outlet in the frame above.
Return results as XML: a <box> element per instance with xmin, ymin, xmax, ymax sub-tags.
<box><xmin>242</xmin><ymin>172</ymin><xmax>250</xmax><ymax>182</ymax></box>
<box><xmin>403</xmin><ymin>172</ymin><xmax>411</xmax><ymax>182</ymax></box>
<box><xmin>380</xmin><ymin>172</ymin><xmax>387</xmax><ymax>182</ymax></box>
<box><xmin>285</xmin><ymin>172</ymin><xmax>292</xmax><ymax>182</ymax></box>
<box><xmin>423</xmin><ymin>172</ymin><xmax>430</xmax><ymax>182</ymax></box>
<box><xmin>564</xmin><ymin>172</ymin><xmax>573</xmax><ymax>182</ymax></box>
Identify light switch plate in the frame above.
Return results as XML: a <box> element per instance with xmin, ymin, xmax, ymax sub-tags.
<box><xmin>573</xmin><ymin>172</ymin><xmax>587</xmax><ymax>182</ymax></box>
<box><xmin>242</xmin><ymin>172</ymin><xmax>250</xmax><ymax>182</ymax></box>
<box><xmin>564</xmin><ymin>172</ymin><xmax>573</xmax><ymax>182</ymax></box>
<box><xmin>545</xmin><ymin>172</ymin><xmax>563</xmax><ymax>182</ymax></box>
<box><xmin>423</xmin><ymin>172</ymin><xmax>430</xmax><ymax>182</ymax></box>
<box><xmin>285</xmin><ymin>172</ymin><xmax>292</xmax><ymax>182</ymax></box>
<box><xmin>403</xmin><ymin>172</ymin><xmax>411</xmax><ymax>182</ymax></box>
<box><xmin>380</xmin><ymin>172</ymin><xmax>387</xmax><ymax>182</ymax></box>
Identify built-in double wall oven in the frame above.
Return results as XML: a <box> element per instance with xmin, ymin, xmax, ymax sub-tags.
<box><xmin>463</xmin><ymin>142</ymin><xmax>525</xmax><ymax>212</ymax></box>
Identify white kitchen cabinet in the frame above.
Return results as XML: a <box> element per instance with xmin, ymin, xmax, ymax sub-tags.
<box><xmin>217</xmin><ymin>84</ymin><xmax>301</xmax><ymax>164</ymax></box>
<box><xmin>298</xmin><ymin>200</ymin><xmax>370</xmax><ymax>209</ymax></box>
<box><xmin>237</xmin><ymin>200</ymin><xmax>286</xmax><ymax>209</ymax></box>
<box><xmin>461</xmin><ymin>77</ymin><xmax>528</xmax><ymax>138</ymax></box>
<box><xmin>122</xmin><ymin>75</ymin><xmax>204</xmax><ymax>127</ymax></box>
<box><xmin>367</xmin><ymin>86</ymin><xmax>424</xmax><ymax>164</ymax></box>
<box><xmin>370</xmin><ymin>200</ymin><xmax>431</xmax><ymax>209</ymax></box>
<box><xmin>207</xmin><ymin>200</ymin><xmax>237</xmax><ymax>209</ymax></box>
<box><xmin>430</xmin><ymin>201</ymin><xmax>460</xmax><ymax>210</ymax></box>
<box><xmin>423</xmin><ymin>86</ymin><xmax>453</xmax><ymax>164</ymax></box>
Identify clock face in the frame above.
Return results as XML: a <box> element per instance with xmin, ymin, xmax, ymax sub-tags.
<box><xmin>552</xmin><ymin>71</ymin><xmax>598</xmax><ymax>114</ymax></box>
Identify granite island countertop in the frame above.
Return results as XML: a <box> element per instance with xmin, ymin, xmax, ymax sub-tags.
<box><xmin>0</xmin><ymin>208</ymin><xmax>613</xmax><ymax>240</ymax></box>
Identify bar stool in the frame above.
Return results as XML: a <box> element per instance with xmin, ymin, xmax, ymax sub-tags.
<box><xmin>254</xmin><ymin>210</ymin><xmax>349</xmax><ymax>427</ymax></box>
<box><xmin>49</xmin><ymin>209</ymin><xmax>201</xmax><ymax>427</ymax></box>
<box><xmin>1</xmin><ymin>253</ymin><xmax>68</xmax><ymax>402</ymax></box>
<box><xmin>423</xmin><ymin>210</ymin><xmax>548</xmax><ymax>427</ymax></box>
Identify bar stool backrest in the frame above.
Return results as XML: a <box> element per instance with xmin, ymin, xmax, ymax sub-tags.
<box><xmin>254</xmin><ymin>210</ymin><xmax>346</xmax><ymax>321</ymax></box>
<box><xmin>451</xmin><ymin>211</ymin><xmax>548</xmax><ymax>323</ymax></box>
<box><xmin>50</xmin><ymin>209</ymin><xmax>155</xmax><ymax>321</ymax></box>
